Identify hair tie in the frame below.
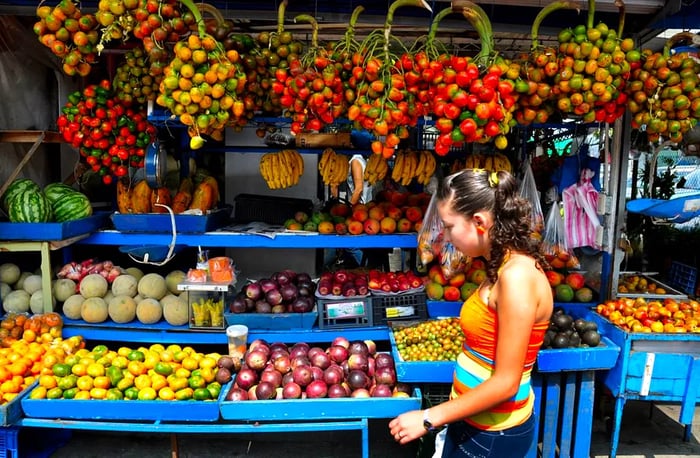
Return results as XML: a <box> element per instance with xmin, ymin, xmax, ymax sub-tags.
<box><xmin>488</xmin><ymin>172</ymin><xmax>499</xmax><ymax>187</ymax></box>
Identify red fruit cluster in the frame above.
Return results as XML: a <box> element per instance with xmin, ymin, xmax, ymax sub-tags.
<box><xmin>130</xmin><ymin>0</ymin><xmax>188</xmax><ymax>43</ymax></box>
<box><xmin>317</xmin><ymin>270</ymin><xmax>368</xmax><ymax>298</ymax></box>
<box><xmin>368</xmin><ymin>270</ymin><xmax>423</xmax><ymax>294</ymax></box>
<box><xmin>274</xmin><ymin>54</ymin><xmax>346</xmax><ymax>134</ymax></box>
<box><xmin>430</xmin><ymin>56</ymin><xmax>516</xmax><ymax>155</ymax></box>
<box><xmin>56</xmin><ymin>80</ymin><xmax>156</xmax><ymax>185</ymax></box>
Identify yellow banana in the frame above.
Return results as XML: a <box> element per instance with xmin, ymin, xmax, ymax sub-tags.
<box><xmin>392</xmin><ymin>150</ymin><xmax>405</xmax><ymax>182</ymax></box>
<box><xmin>415</xmin><ymin>149</ymin><xmax>427</xmax><ymax>177</ymax></box>
<box><xmin>483</xmin><ymin>155</ymin><xmax>494</xmax><ymax>172</ymax></box>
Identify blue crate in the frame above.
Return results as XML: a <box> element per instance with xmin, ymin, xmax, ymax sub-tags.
<box><xmin>110</xmin><ymin>206</ymin><xmax>231</xmax><ymax>233</ymax></box>
<box><xmin>667</xmin><ymin>261</ymin><xmax>698</xmax><ymax>295</ymax></box>
<box><xmin>225</xmin><ymin>307</ymin><xmax>318</xmax><ymax>330</ymax></box>
<box><xmin>426</xmin><ymin>301</ymin><xmax>462</xmax><ymax>317</ymax></box>
<box><xmin>390</xmin><ymin>332</ymin><xmax>456</xmax><ymax>383</ymax></box>
<box><xmin>536</xmin><ymin>336</ymin><xmax>620</xmax><ymax>372</ymax></box>
<box><xmin>0</xmin><ymin>381</ymin><xmax>35</xmax><ymax>426</ymax></box>
<box><xmin>0</xmin><ymin>212</ymin><xmax>110</xmax><ymax>241</ymax></box>
<box><xmin>0</xmin><ymin>427</ymin><xmax>18</xmax><ymax>458</ymax></box>
<box><xmin>218</xmin><ymin>381</ymin><xmax>422</xmax><ymax>420</ymax></box>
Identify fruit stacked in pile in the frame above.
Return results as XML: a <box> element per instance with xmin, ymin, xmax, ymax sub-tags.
<box><xmin>596</xmin><ymin>297</ymin><xmax>699</xmax><ymax>333</ymax></box>
<box><xmin>424</xmin><ymin>259</ymin><xmax>485</xmax><ymax>302</ymax></box>
<box><xmin>543</xmin><ymin>309</ymin><xmax>601</xmax><ymax>349</ymax></box>
<box><xmin>390</xmin><ymin>150</ymin><xmax>437</xmax><ymax>186</ymax></box>
<box><xmin>367</xmin><ymin>269</ymin><xmax>423</xmax><ymax>294</ymax></box>
<box><xmin>392</xmin><ymin>318</ymin><xmax>464</xmax><ymax>362</ymax></box>
<box><xmin>546</xmin><ymin>271</ymin><xmax>595</xmax><ymax>303</ymax></box>
<box><xmin>59</xmin><ymin>266</ymin><xmax>191</xmax><ymax>328</ymax></box>
<box><xmin>0</xmin><ymin>312</ymin><xmax>74</xmax><ymax>404</ymax></box>
<box><xmin>259</xmin><ymin>149</ymin><xmax>305</xmax><ymax>189</ymax></box>
<box><xmin>317</xmin><ymin>270</ymin><xmax>368</xmax><ymax>298</ymax></box>
<box><xmin>1</xmin><ymin>179</ymin><xmax>92</xmax><ymax>224</ymax></box>
<box><xmin>231</xmin><ymin>270</ymin><xmax>316</xmax><ymax>314</ymax></box>
<box><xmin>29</xmin><ymin>343</ymin><xmax>224</xmax><ymax>401</ymax></box>
<box><xmin>224</xmin><ymin>337</ymin><xmax>411</xmax><ymax>400</ymax></box>
<box><xmin>617</xmin><ymin>273</ymin><xmax>667</xmax><ymax>295</ymax></box>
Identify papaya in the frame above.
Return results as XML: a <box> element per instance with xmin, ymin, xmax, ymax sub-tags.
<box><xmin>130</xmin><ymin>180</ymin><xmax>152</xmax><ymax>214</ymax></box>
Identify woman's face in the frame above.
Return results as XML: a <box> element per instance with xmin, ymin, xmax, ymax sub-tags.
<box><xmin>438</xmin><ymin>200</ymin><xmax>487</xmax><ymax>259</ymax></box>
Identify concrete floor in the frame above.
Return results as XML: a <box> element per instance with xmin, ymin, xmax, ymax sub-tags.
<box><xmin>26</xmin><ymin>400</ymin><xmax>699</xmax><ymax>458</ymax></box>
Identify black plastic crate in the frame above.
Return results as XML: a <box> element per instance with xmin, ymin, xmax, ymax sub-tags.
<box><xmin>317</xmin><ymin>296</ymin><xmax>373</xmax><ymax>329</ymax></box>
<box><xmin>372</xmin><ymin>292</ymin><xmax>428</xmax><ymax>325</ymax></box>
<box><xmin>420</xmin><ymin>383</ymin><xmax>452</xmax><ymax>407</ymax></box>
<box><xmin>233</xmin><ymin>194</ymin><xmax>313</xmax><ymax>225</ymax></box>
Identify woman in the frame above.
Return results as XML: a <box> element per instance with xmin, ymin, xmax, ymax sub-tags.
<box><xmin>389</xmin><ymin>169</ymin><xmax>553</xmax><ymax>458</ymax></box>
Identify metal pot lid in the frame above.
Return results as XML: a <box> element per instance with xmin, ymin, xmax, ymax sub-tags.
<box><xmin>145</xmin><ymin>140</ymin><xmax>167</xmax><ymax>188</ymax></box>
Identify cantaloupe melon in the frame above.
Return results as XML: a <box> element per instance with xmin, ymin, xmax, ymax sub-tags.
<box><xmin>133</xmin><ymin>294</ymin><xmax>144</xmax><ymax>304</ymax></box>
<box><xmin>111</xmin><ymin>274</ymin><xmax>138</xmax><ymax>297</ymax></box>
<box><xmin>62</xmin><ymin>294</ymin><xmax>85</xmax><ymax>320</ymax></box>
<box><xmin>0</xmin><ymin>263</ymin><xmax>20</xmax><ymax>285</ymax></box>
<box><xmin>14</xmin><ymin>271</ymin><xmax>32</xmax><ymax>290</ymax></box>
<box><xmin>103</xmin><ymin>291</ymin><xmax>115</xmax><ymax>305</ymax></box>
<box><xmin>108</xmin><ymin>295</ymin><xmax>137</xmax><ymax>324</ymax></box>
<box><xmin>53</xmin><ymin>279</ymin><xmax>77</xmax><ymax>303</ymax></box>
<box><xmin>125</xmin><ymin>267</ymin><xmax>144</xmax><ymax>282</ymax></box>
<box><xmin>165</xmin><ymin>270</ymin><xmax>186</xmax><ymax>295</ymax></box>
<box><xmin>0</xmin><ymin>282</ymin><xmax>10</xmax><ymax>300</ymax></box>
<box><xmin>137</xmin><ymin>273</ymin><xmax>167</xmax><ymax>300</ymax></box>
<box><xmin>3</xmin><ymin>289</ymin><xmax>30</xmax><ymax>313</ymax></box>
<box><xmin>22</xmin><ymin>274</ymin><xmax>43</xmax><ymax>295</ymax></box>
<box><xmin>136</xmin><ymin>298</ymin><xmax>163</xmax><ymax>324</ymax></box>
<box><xmin>81</xmin><ymin>297</ymin><xmax>109</xmax><ymax>323</ymax></box>
<box><xmin>161</xmin><ymin>294</ymin><xmax>188</xmax><ymax>326</ymax></box>
<box><xmin>30</xmin><ymin>290</ymin><xmax>55</xmax><ymax>314</ymax></box>
<box><xmin>79</xmin><ymin>274</ymin><xmax>109</xmax><ymax>298</ymax></box>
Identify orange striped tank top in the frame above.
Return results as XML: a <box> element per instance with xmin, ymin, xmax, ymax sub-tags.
<box><xmin>449</xmin><ymin>287</ymin><xmax>549</xmax><ymax>431</ymax></box>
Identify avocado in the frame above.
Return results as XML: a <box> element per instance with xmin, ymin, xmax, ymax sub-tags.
<box><xmin>552</xmin><ymin>313</ymin><xmax>574</xmax><ymax>331</ymax></box>
<box><xmin>552</xmin><ymin>333</ymin><xmax>570</xmax><ymax>349</ymax></box>
<box><xmin>581</xmin><ymin>321</ymin><xmax>599</xmax><ymax>333</ymax></box>
<box><xmin>582</xmin><ymin>330</ymin><xmax>601</xmax><ymax>347</ymax></box>
<box><xmin>573</xmin><ymin>318</ymin><xmax>587</xmax><ymax>333</ymax></box>
<box><xmin>568</xmin><ymin>333</ymin><xmax>582</xmax><ymax>348</ymax></box>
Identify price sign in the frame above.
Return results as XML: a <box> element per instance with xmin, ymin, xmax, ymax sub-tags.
<box><xmin>325</xmin><ymin>300</ymin><xmax>367</xmax><ymax>319</ymax></box>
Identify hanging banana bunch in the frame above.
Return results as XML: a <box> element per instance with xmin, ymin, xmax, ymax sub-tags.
<box><xmin>391</xmin><ymin>149</ymin><xmax>437</xmax><ymax>186</ymax></box>
<box><xmin>259</xmin><ymin>149</ymin><xmax>305</xmax><ymax>189</ymax></box>
<box><xmin>364</xmin><ymin>153</ymin><xmax>390</xmax><ymax>185</ymax></box>
<box><xmin>318</xmin><ymin>148</ymin><xmax>349</xmax><ymax>187</ymax></box>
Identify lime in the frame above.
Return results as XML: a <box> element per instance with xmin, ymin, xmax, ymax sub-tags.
<box><xmin>106</xmin><ymin>388</ymin><xmax>124</xmax><ymax>400</ymax></box>
<box><xmin>57</xmin><ymin>374</ymin><xmax>78</xmax><ymax>390</ymax></box>
<box><xmin>46</xmin><ymin>387</ymin><xmax>63</xmax><ymax>400</ymax></box>
<box><xmin>188</xmin><ymin>375</ymin><xmax>206</xmax><ymax>390</ymax></box>
<box><xmin>206</xmin><ymin>381</ymin><xmax>221</xmax><ymax>400</ymax></box>
<box><xmin>127</xmin><ymin>350</ymin><xmax>145</xmax><ymax>362</ymax></box>
<box><xmin>124</xmin><ymin>387</ymin><xmax>139</xmax><ymax>400</ymax></box>
<box><xmin>175</xmin><ymin>387</ymin><xmax>193</xmax><ymax>401</ymax></box>
<box><xmin>52</xmin><ymin>363</ymin><xmax>71</xmax><ymax>377</ymax></box>
<box><xmin>62</xmin><ymin>387</ymin><xmax>79</xmax><ymax>400</ymax></box>
<box><xmin>154</xmin><ymin>362</ymin><xmax>173</xmax><ymax>377</ymax></box>
<box><xmin>193</xmin><ymin>388</ymin><xmax>210</xmax><ymax>401</ymax></box>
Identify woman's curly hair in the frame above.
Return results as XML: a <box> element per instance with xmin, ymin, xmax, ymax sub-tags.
<box><xmin>437</xmin><ymin>169</ymin><xmax>549</xmax><ymax>284</ymax></box>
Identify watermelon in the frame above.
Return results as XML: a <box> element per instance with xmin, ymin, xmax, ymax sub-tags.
<box><xmin>2</xmin><ymin>178</ymin><xmax>40</xmax><ymax>211</ymax></box>
<box><xmin>52</xmin><ymin>192</ymin><xmax>92</xmax><ymax>222</ymax></box>
<box><xmin>44</xmin><ymin>182</ymin><xmax>78</xmax><ymax>205</ymax></box>
<box><xmin>8</xmin><ymin>190</ymin><xmax>52</xmax><ymax>223</ymax></box>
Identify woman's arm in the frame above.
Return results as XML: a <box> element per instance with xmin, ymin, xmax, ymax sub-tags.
<box><xmin>349</xmin><ymin>158</ymin><xmax>364</xmax><ymax>205</ymax></box>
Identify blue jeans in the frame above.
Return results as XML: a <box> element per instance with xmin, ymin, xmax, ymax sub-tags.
<box><xmin>440</xmin><ymin>414</ymin><xmax>536</xmax><ymax>458</ymax></box>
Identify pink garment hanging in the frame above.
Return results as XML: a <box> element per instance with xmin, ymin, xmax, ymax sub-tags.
<box><xmin>563</xmin><ymin>169</ymin><xmax>601</xmax><ymax>249</ymax></box>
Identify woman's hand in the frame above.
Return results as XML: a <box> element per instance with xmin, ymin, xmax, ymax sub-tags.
<box><xmin>389</xmin><ymin>409</ymin><xmax>428</xmax><ymax>444</ymax></box>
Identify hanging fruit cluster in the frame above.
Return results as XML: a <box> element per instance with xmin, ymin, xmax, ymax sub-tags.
<box><xmin>56</xmin><ymin>81</ymin><xmax>156</xmax><ymax>185</ymax></box>
<box><xmin>33</xmin><ymin>0</ymin><xmax>99</xmax><ymax>77</ymax></box>
<box><xmin>347</xmin><ymin>0</ymin><xmax>433</xmax><ymax>156</ymax></box>
<box><xmin>429</xmin><ymin>2</ymin><xmax>517</xmax><ymax>155</ymax></box>
<box><xmin>273</xmin><ymin>15</ymin><xmax>346</xmax><ymax>134</ymax></box>
<box><xmin>113</xmin><ymin>46</ymin><xmax>161</xmax><ymax>106</ymax></box>
<box><xmin>626</xmin><ymin>32</ymin><xmax>700</xmax><ymax>143</ymax></box>
<box><xmin>156</xmin><ymin>1</ymin><xmax>247</xmax><ymax>148</ymax></box>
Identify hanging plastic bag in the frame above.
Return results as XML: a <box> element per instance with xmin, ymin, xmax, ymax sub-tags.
<box><xmin>542</xmin><ymin>201</ymin><xmax>580</xmax><ymax>270</ymax></box>
<box><xmin>416</xmin><ymin>193</ymin><xmax>469</xmax><ymax>278</ymax></box>
<box><xmin>518</xmin><ymin>161</ymin><xmax>545</xmax><ymax>237</ymax></box>
<box><xmin>563</xmin><ymin>169</ymin><xmax>601</xmax><ymax>250</ymax></box>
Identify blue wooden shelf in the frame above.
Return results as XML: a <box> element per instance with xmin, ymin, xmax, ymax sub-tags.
<box><xmin>78</xmin><ymin>230</ymin><xmax>418</xmax><ymax>249</ymax></box>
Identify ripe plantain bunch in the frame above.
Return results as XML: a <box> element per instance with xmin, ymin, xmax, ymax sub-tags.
<box><xmin>363</xmin><ymin>153</ymin><xmax>389</xmax><ymax>185</ymax></box>
<box><xmin>318</xmin><ymin>148</ymin><xmax>349</xmax><ymax>187</ymax></box>
<box><xmin>452</xmin><ymin>153</ymin><xmax>512</xmax><ymax>174</ymax></box>
<box><xmin>391</xmin><ymin>149</ymin><xmax>436</xmax><ymax>186</ymax></box>
<box><xmin>259</xmin><ymin>149</ymin><xmax>305</xmax><ymax>189</ymax></box>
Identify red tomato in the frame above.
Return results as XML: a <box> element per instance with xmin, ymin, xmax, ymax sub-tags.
<box><xmin>484</xmin><ymin>121</ymin><xmax>501</xmax><ymax>137</ymax></box>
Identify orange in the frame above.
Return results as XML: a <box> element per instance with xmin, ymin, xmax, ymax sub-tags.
<box><xmin>39</xmin><ymin>374</ymin><xmax>57</xmax><ymax>389</ymax></box>
<box><xmin>138</xmin><ymin>387</ymin><xmax>157</xmax><ymax>401</ymax></box>
<box><xmin>199</xmin><ymin>367</ymin><xmax>215</xmax><ymax>384</ymax></box>
<box><xmin>76</xmin><ymin>375</ymin><xmax>93</xmax><ymax>391</ymax></box>
<box><xmin>0</xmin><ymin>379</ymin><xmax>20</xmax><ymax>394</ymax></box>
<box><xmin>74</xmin><ymin>390</ymin><xmax>91</xmax><ymax>400</ymax></box>
<box><xmin>127</xmin><ymin>361</ymin><xmax>147</xmax><ymax>376</ymax></box>
<box><xmin>134</xmin><ymin>374</ymin><xmax>152</xmax><ymax>390</ymax></box>
<box><xmin>86</xmin><ymin>363</ymin><xmax>105</xmax><ymax>378</ymax></box>
<box><xmin>168</xmin><ymin>375</ymin><xmax>189</xmax><ymax>392</ymax></box>
<box><xmin>93</xmin><ymin>376</ymin><xmax>111</xmax><ymax>390</ymax></box>
<box><xmin>71</xmin><ymin>363</ymin><xmax>87</xmax><ymax>377</ymax></box>
<box><xmin>158</xmin><ymin>386</ymin><xmax>176</xmax><ymax>401</ymax></box>
<box><xmin>150</xmin><ymin>374</ymin><xmax>167</xmax><ymax>392</ymax></box>
<box><xmin>181</xmin><ymin>357</ymin><xmax>199</xmax><ymax>372</ymax></box>
<box><xmin>89</xmin><ymin>387</ymin><xmax>107</xmax><ymax>399</ymax></box>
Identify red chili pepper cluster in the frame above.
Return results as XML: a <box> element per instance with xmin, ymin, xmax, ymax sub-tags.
<box><xmin>56</xmin><ymin>80</ymin><xmax>156</xmax><ymax>185</ymax></box>
<box><xmin>274</xmin><ymin>54</ymin><xmax>346</xmax><ymax>135</ymax></box>
<box><xmin>430</xmin><ymin>56</ymin><xmax>516</xmax><ymax>155</ymax></box>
